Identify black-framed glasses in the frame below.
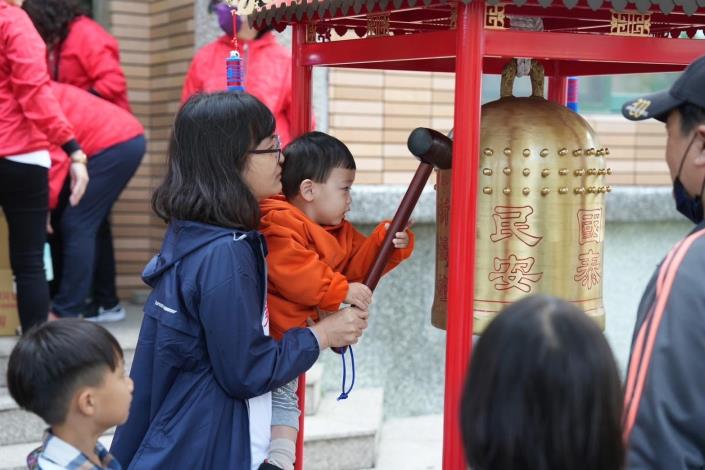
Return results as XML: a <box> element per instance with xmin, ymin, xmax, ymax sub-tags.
<box><xmin>249</xmin><ymin>135</ymin><xmax>283</xmax><ymax>163</ymax></box>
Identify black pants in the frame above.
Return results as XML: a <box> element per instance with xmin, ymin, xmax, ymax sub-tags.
<box><xmin>0</xmin><ymin>159</ymin><xmax>49</xmax><ymax>332</ymax></box>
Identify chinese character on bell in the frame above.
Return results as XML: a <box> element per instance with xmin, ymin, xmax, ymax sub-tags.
<box><xmin>490</xmin><ymin>205</ymin><xmax>543</xmax><ymax>247</ymax></box>
<box><xmin>488</xmin><ymin>254</ymin><xmax>543</xmax><ymax>293</ymax></box>
<box><xmin>574</xmin><ymin>249</ymin><xmax>601</xmax><ymax>289</ymax></box>
<box><xmin>577</xmin><ymin>209</ymin><xmax>602</xmax><ymax>245</ymax></box>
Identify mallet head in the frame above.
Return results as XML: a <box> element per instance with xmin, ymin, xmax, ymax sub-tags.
<box><xmin>407</xmin><ymin>128</ymin><xmax>453</xmax><ymax>170</ymax></box>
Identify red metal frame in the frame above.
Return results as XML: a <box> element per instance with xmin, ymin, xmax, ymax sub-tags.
<box><xmin>299</xmin><ymin>29</ymin><xmax>704</xmax><ymax>71</ymax></box>
<box><xmin>256</xmin><ymin>0</ymin><xmax>705</xmax><ymax>31</ymax></box>
<box><xmin>443</xmin><ymin>2</ymin><xmax>484</xmax><ymax>468</ymax></box>
<box><xmin>281</xmin><ymin>2</ymin><xmax>704</xmax><ymax>469</ymax></box>
<box><xmin>291</xmin><ymin>22</ymin><xmax>313</xmax><ymax>470</ymax></box>
<box><xmin>548</xmin><ymin>74</ymin><xmax>568</xmax><ymax>105</ymax></box>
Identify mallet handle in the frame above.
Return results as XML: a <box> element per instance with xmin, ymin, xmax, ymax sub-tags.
<box><xmin>363</xmin><ymin>161</ymin><xmax>434</xmax><ymax>291</ymax></box>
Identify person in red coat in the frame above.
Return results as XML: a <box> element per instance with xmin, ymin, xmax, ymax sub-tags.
<box><xmin>182</xmin><ymin>1</ymin><xmax>299</xmax><ymax>145</ymax></box>
<box><xmin>48</xmin><ymin>82</ymin><xmax>145</xmax><ymax>322</ymax></box>
<box><xmin>23</xmin><ymin>0</ymin><xmax>131</xmax><ymax>111</ymax></box>
<box><xmin>0</xmin><ymin>0</ymin><xmax>88</xmax><ymax>333</ymax></box>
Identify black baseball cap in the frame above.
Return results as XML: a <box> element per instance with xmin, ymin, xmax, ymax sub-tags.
<box><xmin>622</xmin><ymin>55</ymin><xmax>705</xmax><ymax>122</ymax></box>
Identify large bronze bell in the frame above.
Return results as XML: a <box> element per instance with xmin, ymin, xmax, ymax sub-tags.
<box><xmin>432</xmin><ymin>59</ymin><xmax>608</xmax><ymax>333</ymax></box>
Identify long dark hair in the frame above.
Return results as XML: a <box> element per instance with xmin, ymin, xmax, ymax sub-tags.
<box><xmin>152</xmin><ymin>92</ymin><xmax>275</xmax><ymax>230</ymax></box>
<box><xmin>23</xmin><ymin>0</ymin><xmax>85</xmax><ymax>47</ymax></box>
<box><xmin>461</xmin><ymin>295</ymin><xmax>624</xmax><ymax>470</ymax></box>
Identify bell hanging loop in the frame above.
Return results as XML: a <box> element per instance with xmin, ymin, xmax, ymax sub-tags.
<box><xmin>500</xmin><ymin>59</ymin><xmax>545</xmax><ymax>99</ymax></box>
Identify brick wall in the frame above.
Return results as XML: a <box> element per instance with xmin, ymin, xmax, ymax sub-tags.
<box><xmin>328</xmin><ymin>68</ymin><xmax>670</xmax><ymax>187</ymax></box>
<box><xmin>108</xmin><ymin>0</ymin><xmax>195</xmax><ymax>299</ymax></box>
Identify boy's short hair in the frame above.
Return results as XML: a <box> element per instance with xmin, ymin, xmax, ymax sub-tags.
<box><xmin>7</xmin><ymin>319</ymin><xmax>124</xmax><ymax>426</ymax></box>
<box><xmin>281</xmin><ymin>131</ymin><xmax>356</xmax><ymax>199</ymax></box>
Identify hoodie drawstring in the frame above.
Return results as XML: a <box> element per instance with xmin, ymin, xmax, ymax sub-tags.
<box><xmin>336</xmin><ymin>346</ymin><xmax>355</xmax><ymax>400</ymax></box>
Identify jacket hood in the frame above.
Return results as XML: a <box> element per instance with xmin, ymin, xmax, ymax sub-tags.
<box><xmin>260</xmin><ymin>194</ymin><xmax>295</xmax><ymax>217</ymax></box>
<box><xmin>142</xmin><ymin>220</ymin><xmax>261</xmax><ymax>287</ymax></box>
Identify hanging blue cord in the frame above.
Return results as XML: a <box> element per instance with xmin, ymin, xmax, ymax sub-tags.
<box><xmin>336</xmin><ymin>346</ymin><xmax>355</xmax><ymax>400</ymax></box>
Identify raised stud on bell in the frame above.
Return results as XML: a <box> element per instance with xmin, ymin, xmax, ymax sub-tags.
<box><xmin>597</xmin><ymin>168</ymin><xmax>607</xmax><ymax>176</ymax></box>
<box><xmin>558</xmin><ymin>148</ymin><xmax>568</xmax><ymax>157</ymax></box>
<box><xmin>483</xmin><ymin>187</ymin><xmax>493</xmax><ymax>195</ymax></box>
<box><xmin>586</xmin><ymin>148</ymin><xmax>596</xmax><ymax>157</ymax></box>
<box><xmin>503</xmin><ymin>148</ymin><xmax>512</xmax><ymax>156</ymax></box>
<box><xmin>605</xmin><ymin>148</ymin><xmax>611</xmax><ymax>156</ymax></box>
<box><xmin>541</xmin><ymin>169</ymin><xmax>550</xmax><ymax>177</ymax></box>
<box><xmin>587</xmin><ymin>168</ymin><xmax>598</xmax><ymax>176</ymax></box>
<box><xmin>482</xmin><ymin>168</ymin><xmax>493</xmax><ymax>176</ymax></box>
<box><xmin>574</xmin><ymin>187</ymin><xmax>586</xmax><ymax>195</ymax></box>
<box><xmin>587</xmin><ymin>186</ymin><xmax>597</xmax><ymax>194</ymax></box>
<box><xmin>541</xmin><ymin>187</ymin><xmax>551</xmax><ymax>196</ymax></box>
<box><xmin>606</xmin><ymin>185</ymin><xmax>612</xmax><ymax>192</ymax></box>
<box><xmin>597</xmin><ymin>186</ymin><xmax>607</xmax><ymax>193</ymax></box>
<box><xmin>574</xmin><ymin>169</ymin><xmax>585</xmax><ymax>176</ymax></box>
<box><xmin>607</xmin><ymin>168</ymin><xmax>613</xmax><ymax>175</ymax></box>
<box><xmin>522</xmin><ymin>187</ymin><xmax>530</xmax><ymax>196</ymax></box>
<box><xmin>503</xmin><ymin>167</ymin><xmax>512</xmax><ymax>175</ymax></box>
<box><xmin>483</xmin><ymin>148</ymin><xmax>494</xmax><ymax>157</ymax></box>
<box><xmin>522</xmin><ymin>149</ymin><xmax>531</xmax><ymax>157</ymax></box>
<box><xmin>573</xmin><ymin>148</ymin><xmax>583</xmax><ymax>157</ymax></box>
<box><xmin>559</xmin><ymin>168</ymin><xmax>569</xmax><ymax>176</ymax></box>
<box><xmin>523</xmin><ymin>168</ymin><xmax>530</xmax><ymax>176</ymax></box>
<box><xmin>503</xmin><ymin>188</ymin><xmax>511</xmax><ymax>195</ymax></box>
<box><xmin>540</xmin><ymin>148</ymin><xmax>549</xmax><ymax>158</ymax></box>
<box><xmin>559</xmin><ymin>187</ymin><xmax>568</xmax><ymax>194</ymax></box>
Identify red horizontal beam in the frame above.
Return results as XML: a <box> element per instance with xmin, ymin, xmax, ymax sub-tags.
<box><xmin>301</xmin><ymin>30</ymin><xmax>453</xmax><ymax>65</ymax></box>
<box><xmin>301</xmin><ymin>29</ymin><xmax>703</xmax><ymax>69</ymax></box>
<box><xmin>337</xmin><ymin>57</ymin><xmax>687</xmax><ymax>75</ymax></box>
<box><xmin>486</xmin><ymin>30</ymin><xmax>702</xmax><ymax>64</ymax></box>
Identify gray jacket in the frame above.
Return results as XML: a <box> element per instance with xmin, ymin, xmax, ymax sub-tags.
<box><xmin>626</xmin><ymin>220</ymin><xmax>705</xmax><ymax>469</ymax></box>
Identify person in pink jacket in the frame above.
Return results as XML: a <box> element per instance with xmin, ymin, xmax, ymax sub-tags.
<box><xmin>0</xmin><ymin>0</ymin><xmax>88</xmax><ymax>333</ymax></box>
<box><xmin>182</xmin><ymin>1</ymin><xmax>298</xmax><ymax>145</ymax></box>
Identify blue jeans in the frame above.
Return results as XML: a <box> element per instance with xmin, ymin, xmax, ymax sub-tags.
<box><xmin>52</xmin><ymin>135</ymin><xmax>145</xmax><ymax>317</ymax></box>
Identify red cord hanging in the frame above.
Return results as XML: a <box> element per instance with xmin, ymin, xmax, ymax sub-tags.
<box><xmin>226</xmin><ymin>7</ymin><xmax>244</xmax><ymax>92</ymax></box>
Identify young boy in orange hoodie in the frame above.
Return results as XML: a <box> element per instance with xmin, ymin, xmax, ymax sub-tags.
<box><xmin>259</xmin><ymin>131</ymin><xmax>414</xmax><ymax>470</ymax></box>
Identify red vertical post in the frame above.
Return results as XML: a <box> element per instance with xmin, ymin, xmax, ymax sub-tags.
<box><xmin>548</xmin><ymin>70</ymin><xmax>568</xmax><ymax>105</ymax></box>
<box><xmin>291</xmin><ymin>22</ymin><xmax>313</xmax><ymax>470</ymax></box>
<box><xmin>443</xmin><ymin>1</ymin><xmax>484</xmax><ymax>469</ymax></box>
<box><xmin>292</xmin><ymin>23</ymin><xmax>313</xmax><ymax>139</ymax></box>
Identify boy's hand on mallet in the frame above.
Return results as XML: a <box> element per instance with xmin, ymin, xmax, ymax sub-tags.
<box><xmin>345</xmin><ymin>282</ymin><xmax>372</xmax><ymax>310</ymax></box>
<box><xmin>386</xmin><ymin>219</ymin><xmax>413</xmax><ymax>249</ymax></box>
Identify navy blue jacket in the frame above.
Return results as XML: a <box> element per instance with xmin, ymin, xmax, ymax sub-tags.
<box><xmin>110</xmin><ymin>221</ymin><xmax>320</xmax><ymax>469</ymax></box>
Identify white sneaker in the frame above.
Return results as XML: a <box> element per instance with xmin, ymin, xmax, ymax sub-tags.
<box><xmin>85</xmin><ymin>304</ymin><xmax>126</xmax><ymax>323</ymax></box>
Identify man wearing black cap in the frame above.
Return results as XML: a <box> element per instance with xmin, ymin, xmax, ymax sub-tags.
<box><xmin>621</xmin><ymin>55</ymin><xmax>705</xmax><ymax>469</ymax></box>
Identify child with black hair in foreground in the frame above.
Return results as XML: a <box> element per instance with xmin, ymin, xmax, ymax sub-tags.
<box><xmin>460</xmin><ymin>294</ymin><xmax>624</xmax><ymax>470</ymax></box>
<box><xmin>7</xmin><ymin>319</ymin><xmax>133</xmax><ymax>470</ymax></box>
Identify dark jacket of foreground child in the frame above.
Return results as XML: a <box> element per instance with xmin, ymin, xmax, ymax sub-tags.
<box><xmin>110</xmin><ymin>220</ymin><xmax>320</xmax><ymax>469</ymax></box>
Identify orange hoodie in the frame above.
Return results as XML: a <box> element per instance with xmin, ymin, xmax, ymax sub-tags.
<box><xmin>260</xmin><ymin>195</ymin><xmax>415</xmax><ymax>340</ymax></box>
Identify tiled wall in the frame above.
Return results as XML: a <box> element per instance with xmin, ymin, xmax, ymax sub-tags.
<box><xmin>108</xmin><ymin>0</ymin><xmax>195</xmax><ymax>298</ymax></box>
<box><xmin>328</xmin><ymin>68</ymin><xmax>670</xmax><ymax>187</ymax></box>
